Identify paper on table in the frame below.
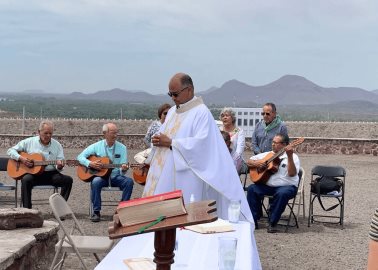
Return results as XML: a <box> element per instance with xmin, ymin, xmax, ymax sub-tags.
<box><xmin>123</xmin><ymin>258</ymin><xmax>155</xmax><ymax>270</ymax></box>
<box><xmin>185</xmin><ymin>218</ymin><xmax>234</xmax><ymax>234</ymax></box>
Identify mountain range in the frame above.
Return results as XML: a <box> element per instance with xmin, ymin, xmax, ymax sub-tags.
<box><xmin>5</xmin><ymin>74</ymin><xmax>378</xmax><ymax>106</ymax></box>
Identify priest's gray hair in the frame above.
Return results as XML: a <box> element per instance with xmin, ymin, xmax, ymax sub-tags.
<box><xmin>219</xmin><ymin>107</ymin><xmax>236</xmax><ymax>124</ymax></box>
<box><xmin>180</xmin><ymin>74</ymin><xmax>194</xmax><ymax>89</ymax></box>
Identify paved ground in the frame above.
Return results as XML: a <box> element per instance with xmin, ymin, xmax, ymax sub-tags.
<box><xmin>0</xmin><ymin>148</ymin><xmax>377</xmax><ymax>269</ymax></box>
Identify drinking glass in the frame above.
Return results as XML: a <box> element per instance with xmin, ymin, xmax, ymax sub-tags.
<box><xmin>218</xmin><ymin>237</ymin><xmax>237</xmax><ymax>270</ymax></box>
<box><xmin>228</xmin><ymin>200</ymin><xmax>241</xmax><ymax>223</ymax></box>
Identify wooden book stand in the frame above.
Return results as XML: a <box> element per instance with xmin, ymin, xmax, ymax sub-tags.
<box><xmin>108</xmin><ymin>200</ymin><xmax>217</xmax><ymax>270</ymax></box>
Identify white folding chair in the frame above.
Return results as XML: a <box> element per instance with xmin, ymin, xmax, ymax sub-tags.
<box><xmin>49</xmin><ymin>193</ymin><xmax>114</xmax><ymax>270</ymax></box>
<box><xmin>294</xmin><ymin>168</ymin><xmax>306</xmax><ymax>219</ymax></box>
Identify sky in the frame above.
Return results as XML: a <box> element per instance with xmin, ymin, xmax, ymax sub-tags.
<box><xmin>0</xmin><ymin>0</ymin><xmax>378</xmax><ymax>94</ymax></box>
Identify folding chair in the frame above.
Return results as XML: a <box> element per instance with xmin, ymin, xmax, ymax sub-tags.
<box><xmin>28</xmin><ymin>185</ymin><xmax>59</xmax><ymax>206</ymax></box>
<box><xmin>0</xmin><ymin>157</ymin><xmax>18</xmax><ymax>207</ymax></box>
<box><xmin>294</xmin><ymin>168</ymin><xmax>306</xmax><ymax>219</ymax></box>
<box><xmin>262</xmin><ymin>167</ymin><xmax>304</xmax><ymax>232</ymax></box>
<box><xmin>308</xmin><ymin>165</ymin><xmax>346</xmax><ymax>228</ymax></box>
<box><xmin>239</xmin><ymin>160</ymin><xmax>249</xmax><ymax>191</ymax></box>
<box><xmin>49</xmin><ymin>193</ymin><xmax>114</xmax><ymax>270</ymax></box>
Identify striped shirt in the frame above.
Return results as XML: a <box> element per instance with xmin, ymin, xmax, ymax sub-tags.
<box><xmin>370</xmin><ymin>208</ymin><xmax>378</xmax><ymax>241</ymax></box>
<box><xmin>7</xmin><ymin>136</ymin><xmax>65</xmax><ymax>171</ymax></box>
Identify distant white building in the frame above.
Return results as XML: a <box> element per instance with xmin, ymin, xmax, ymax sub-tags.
<box><xmin>233</xmin><ymin>107</ymin><xmax>263</xmax><ymax>138</ymax></box>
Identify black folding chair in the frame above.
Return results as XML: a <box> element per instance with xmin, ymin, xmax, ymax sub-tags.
<box><xmin>308</xmin><ymin>165</ymin><xmax>346</xmax><ymax>228</ymax></box>
<box><xmin>0</xmin><ymin>157</ymin><xmax>18</xmax><ymax>207</ymax></box>
<box><xmin>262</xmin><ymin>167</ymin><xmax>304</xmax><ymax>232</ymax></box>
<box><xmin>239</xmin><ymin>160</ymin><xmax>249</xmax><ymax>191</ymax></box>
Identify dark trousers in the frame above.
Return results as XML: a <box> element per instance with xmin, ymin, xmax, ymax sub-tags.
<box><xmin>247</xmin><ymin>183</ymin><xmax>297</xmax><ymax>225</ymax></box>
<box><xmin>21</xmin><ymin>171</ymin><xmax>73</xmax><ymax>209</ymax></box>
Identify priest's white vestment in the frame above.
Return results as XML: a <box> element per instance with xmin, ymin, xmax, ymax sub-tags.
<box><xmin>143</xmin><ymin>96</ymin><xmax>255</xmax><ymax>224</ymax></box>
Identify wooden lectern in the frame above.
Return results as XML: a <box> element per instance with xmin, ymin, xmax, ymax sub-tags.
<box><xmin>108</xmin><ymin>200</ymin><xmax>217</xmax><ymax>270</ymax></box>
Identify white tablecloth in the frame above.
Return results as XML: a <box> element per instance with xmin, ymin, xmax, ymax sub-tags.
<box><xmin>95</xmin><ymin>221</ymin><xmax>261</xmax><ymax>270</ymax></box>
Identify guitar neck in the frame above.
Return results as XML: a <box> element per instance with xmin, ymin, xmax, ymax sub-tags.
<box><xmin>265</xmin><ymin>149</ymin><xmax>285</xmax><ymax>164</ymax></box>
<box><xmin>102</xmin><ymin>163</ymin><xmax>140</xmax><ymax>169</ymax></box>
<box><xmin>33</xmin><ymin>160</ymin><xmax>60</xmax><ymax>166</ymax></box>
<box><xmin>32</xmin><ymin>159</ymin><xmax>79</xmax><ymax>167</ymax></box>
<box><xmin>265</xmin><ymin>137</ymin><xmax>305</xmax><ymax>164</ymax></box>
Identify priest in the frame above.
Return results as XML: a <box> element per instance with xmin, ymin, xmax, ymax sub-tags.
<box><xmin>143</xmin><ymin>72</ymin><xmax>254</xmax><ymax>226</ymax></box>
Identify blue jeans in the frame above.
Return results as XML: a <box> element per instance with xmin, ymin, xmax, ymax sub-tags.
<box><xmin>247</xmin><ymin>184</ymin><xmax>297</xmax><ymax>225</ymax></box>
<box><xmin>91</xmin><ymin>174</ymin><xmax>134</xmax><ymax>212</ymax></box>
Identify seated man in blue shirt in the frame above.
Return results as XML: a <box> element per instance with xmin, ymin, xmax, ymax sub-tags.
<box><xmin>77</xmin><ymin>122</ymin><xmax>134</xmax><ymax>222</ymax></box>
<box><xmin>7</xmin><ymin>120</ymin><xmax>73</xmax><ymax>209</ymax></box>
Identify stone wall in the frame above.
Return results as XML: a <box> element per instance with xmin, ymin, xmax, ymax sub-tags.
<box><xmin>1</xmin><ymin>134</ymin><xmax>377</xmax><ymax>156</ymax></box>
<box><xmin>1</xmin><ymin>118</ymin><xmax>378</xmax><ymax>155</ymax></box>
<box><xmin>1</xmin><ymin>118</ymin><xmax>378</xmax><ymax>139</ymax></box>
<box><xmin>0</xmin><ymin>134</ymin><xmax>145</xmax><ymax>149</ymax></box>
<box><xmin>0</xmin><ymin>221</ymin><xmax>58</xmax><ymax>270</ymax></box>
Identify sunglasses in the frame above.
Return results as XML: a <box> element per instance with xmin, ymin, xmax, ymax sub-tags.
<box><xmin>168</xmin><ymin>86</ymin><xmax>189</xmax><ymax>98</ymax></box>
<box><xmin>261</xmin><ymin>112</ymin><xmax>271</xmax><ymax>116</ymax></box>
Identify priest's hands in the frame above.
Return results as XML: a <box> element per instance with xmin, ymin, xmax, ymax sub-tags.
<box><xmin>152</xmin><ymin>133</ymin><xmax>172</xmax><ymax>149</ymax></box>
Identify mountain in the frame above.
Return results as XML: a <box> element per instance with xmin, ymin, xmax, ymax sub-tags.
<box><xmin>3</xmin><ymin>75</ymin><xmax>378</xmax><ymax>106</ymax></box>
<box><xmin>200</xmin><ymin>75</ymin><xmax>378</xmax><ymax>105</ymax></box>
<box><xmin>66</xmin><ymin>88</ymin><xmax>169</xmax><ymax>103</ymax></box>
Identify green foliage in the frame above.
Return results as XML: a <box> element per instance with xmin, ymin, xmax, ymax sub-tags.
<box><xmin>1</xmin><ymin>95</ymin><xmax>378</xmax><ymax>121</ymax></box>
<box><xmin>0</xmin><ymin>96</ymin><xmax>158</xmax><ymax>119</ymax></box>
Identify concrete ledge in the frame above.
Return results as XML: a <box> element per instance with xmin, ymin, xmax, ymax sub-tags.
<box><xmin>0</xmin><ymin>220</ymin><xmax>59</xmax><ymax>270</ymax></box>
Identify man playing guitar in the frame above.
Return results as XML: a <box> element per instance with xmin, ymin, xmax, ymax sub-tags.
<box><xmin>7</xmin><ymin>120</ymin><xmax>73</xmax><ymax>209</ymax></box>
<box><xmin>77</xmin><ymin>122</ymin><xmax>134</xmax><ymax>222</ymax></box>
<box><xmin>246</xmin><ymin>133</ymin><xmax>301</xmax><ymax>233</ymax></box>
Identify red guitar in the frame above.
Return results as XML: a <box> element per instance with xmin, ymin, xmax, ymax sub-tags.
<box><xmin>250</xmin><ymin>137</ymin><xmax>304</xmax><ymax>184</ymax></box>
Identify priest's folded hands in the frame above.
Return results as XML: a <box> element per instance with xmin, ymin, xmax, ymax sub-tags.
<box><xmin>151</xmin><ymin>133</ymin><xmax>172</xmax><ymax>148</ymax></box>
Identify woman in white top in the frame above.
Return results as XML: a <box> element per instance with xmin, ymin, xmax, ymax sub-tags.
<box><xmin>219</xmin><ymin>107</ymin><xmax>245</xmax><ymax>173</ymax></box>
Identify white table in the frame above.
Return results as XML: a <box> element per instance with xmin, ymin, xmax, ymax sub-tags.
<box><xmin>95</xmin><ymin>221</ymin><xmax>261</xmax><ymax>270</ymax></box>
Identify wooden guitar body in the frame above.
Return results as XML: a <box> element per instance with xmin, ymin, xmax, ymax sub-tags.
<box><xmin>7</xmin><ymin>152</ymin><xmax>45</xmax><ymax>180</ymax></box>
<box><xmin>249</xmin><ymin>153</ymin><xmax>281</xmax><ymax>184</ymax></box>
<box><xmin>77</xmin><ymin>156</ymin><xmax>112</xmax><ymax>182</ymax></box>
<box><xmin>76</xmin><ymin>156</ymin><xmax>145</xmax><ymax>183</ymax></box>
<box><xmin>249</xmin><ymin>137</ymin><xmax>305</xmax><ymax>184</ymax></box>
<box><xmin>132</xmin><ymin>167</ymin><xmax>148</xmax><ymax>185</ymax></box>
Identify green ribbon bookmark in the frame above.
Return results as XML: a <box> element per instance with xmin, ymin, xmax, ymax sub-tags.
<box><xmin>137</xmin><ymin>215</ymin><xmax>166</xmax><ymax>234</ymax></box>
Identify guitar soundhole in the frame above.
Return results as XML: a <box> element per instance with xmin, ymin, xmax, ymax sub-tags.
<box><xmin>87</xmin><ymin>168</ymin><xmax>99</xmax><ymax>175</ymax></box>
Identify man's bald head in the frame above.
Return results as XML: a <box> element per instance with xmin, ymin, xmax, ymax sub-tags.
<box><xmin>168</xmin><ymin>73</ymin><xmax>194</xmax><ymax>106</ymax></box>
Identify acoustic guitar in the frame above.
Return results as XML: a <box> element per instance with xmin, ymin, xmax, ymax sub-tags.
<box><xmin>7</xmin><ymin>152</ymin><xmax>79</xmax><ymax>180</ymax></box>
<box><xmin>250</xmin><ymin>137</ymin><xmax>304</xmax><ymax>184</ymax></box>
<box><xmin>131</xmin><ymin>165</ymin><xmax>149</xmax><ymax>186</ymax></box>
<box><xmin>77</xmin><ymin>156</ymin><xmax>146</xmax><ymax>183</ymax></box>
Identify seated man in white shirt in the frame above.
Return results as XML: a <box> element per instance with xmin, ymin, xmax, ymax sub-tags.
<box><xmin>246</xmin><ymin>133</ymin><xmax>300</xmax><ymax>233</ymax></box>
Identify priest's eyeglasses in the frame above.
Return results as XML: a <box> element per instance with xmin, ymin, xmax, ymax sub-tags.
<box><xmin>168</xmin><ymin>86</ymin><xmax>189</xmax><ymax>98</ymax></box>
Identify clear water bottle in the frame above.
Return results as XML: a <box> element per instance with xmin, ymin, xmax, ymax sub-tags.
<box><xmin>189</xmin><ymin>194</ymin><xmax>195</xmax><ymax>203</ymax></box>
<box><xmin>228</xmin><ymin>200</ymin><xmax>241</xmax><ymax>223</ymax></box>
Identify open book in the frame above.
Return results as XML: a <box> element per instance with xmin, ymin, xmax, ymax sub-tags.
<box><xmin>185</xmin><ymin>218</ymin><xmax>234</xmax><ymax>234</ymax></box>
<box><xmin>117</xmin><ymin>190</ymin><xmax>187</xmax><ymax>227</ymax></box>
